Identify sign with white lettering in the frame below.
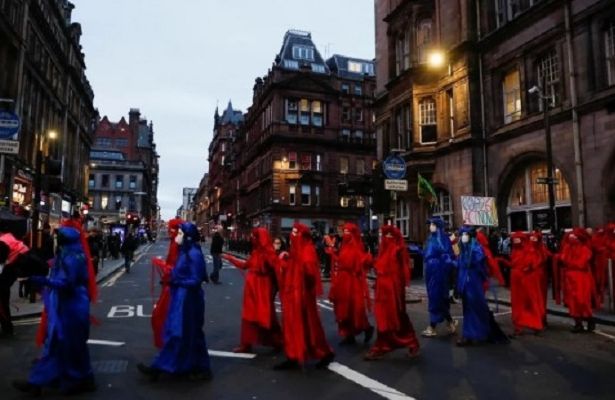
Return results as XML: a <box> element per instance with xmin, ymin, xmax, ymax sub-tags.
<box><xmin>384</xmin><ymin>179</ymin><xmax>408</xmax><ymax>191</ymax></box>
<box><xmin>0</xmin><ymin>139</ymin><xmax>19</xmax><ymax>154</ymax></box>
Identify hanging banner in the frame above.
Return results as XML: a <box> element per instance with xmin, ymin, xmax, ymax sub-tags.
<box><xmin>461</xmin><ymin>196</ymin><xmax>499</xmax><ymax>226</ymax></box>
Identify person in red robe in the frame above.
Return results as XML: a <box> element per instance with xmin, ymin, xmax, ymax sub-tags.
<box><xmin>151</xmin><ymin>217</ymin><xmax>184</xmax><ymax>348</ymax></box>
<box><xmin>553</xmin><ymin>228</ymin><xmax>595</xmax><ymax>333</ymax></box>
<box><xmin>222</xmin><ymin>228</ymin><xmax>282</xmax><ymax>353</ymax></box>
<box><xmin>502</xmin><ymin>231</ymin><xmax>547</xmax><ymax>335</ymax></box>
<box><xmin>365</xmin><ymin>225</ymin><xmax>419</xmax><ymax>360</ymax></box>
<box><xmin>476</xmin><ymin>230</ymin><xmax>506</xmax><ymax>291</ymax></box>
<box><xmin>274</xmin><ymin>223</ymin><xmax>334</xmax><ymax>370</ymax></box>
<box><xmin>329</xmin><ymin>222</ymin><xmax>373</xmax><ymax>345</ymax></box>
<box><xmin>590</xmin><ymin>226</ymin><xmax>610</xmax><ymax>309</ymax></box>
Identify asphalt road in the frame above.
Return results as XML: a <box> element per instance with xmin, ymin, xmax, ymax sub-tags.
<box><xmin>1</xmin><ymin>239</ymin><xmax>615</xmax><ymax>399</ymax></box>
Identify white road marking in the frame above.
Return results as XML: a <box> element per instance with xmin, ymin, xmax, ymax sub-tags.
<box><xmin>102</xmin><ymin>269</ymin><xmax>126</xmax><ymax>287</ymax></box>
<box><xmin>317</xmin><ymin>301</ymin><xmax>334</xmax><ymax>311</ymax></box>
<box><xmin>87</xmin><ymin>339</ymin><xmax>126</xmax><ymax>347</ymax></box>
<box><xmin>13</xmin><ymin>318</ymin><xmax>41</xmax><ymax>326</ymax></box>
<box><xmin>594</xmin><ymin>330</ymin><xmax>615</xmax><ymax>341</ymax></box>
<box><xmin>328</xmin><ymin>361</ymin><xmax>416</xmax><ymax>400</ymax></box>
<box><xmin>452</xmin><ymin>309</ymin><xmax>512</xmax><ymax>320</ymax></box>
<box><xmin>208</xmin><ymin>350</ymin><xmax>256</xmax><ymax>359</ymax></box>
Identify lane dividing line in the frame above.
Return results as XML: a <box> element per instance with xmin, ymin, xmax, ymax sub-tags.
<box><xmin>317</xmin><ymin>301</ymin><xmax>334</xmax><ymax>311</ymax></box>
<box><xmin>13</xmin><ymin>318</ymin><xmax>41</xmax><ymax>326</ymax></box>
<box><xmin>101</xmin><ymin>268</ymin><xmax>126</xmax><ymax>287</ymax></box>
<box><xmin>328</xmin><ymin>362</ymin><xmax>416</xmax><ymax>400</ymax></box>
<box><xmin>208</xmin><ymin>350</ymin><xmax>256</xmax><ymax>359</ymax></box>
<box><xmin>594</xmin><ymin>330</ymin><xmax>615</xmax><ymax>341</ymax></box>
<box><xmin>87</xmin><ymin>339</ymin><xmax>126</xmax><ymax>347</ymax></box>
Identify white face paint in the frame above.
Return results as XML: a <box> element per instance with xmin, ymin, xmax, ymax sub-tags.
<box><xmin>291</xmin><ymin>228</ymin><xmax>298</xmax><ymax>237</ymax></box>
<box><xmin>530</xmin><ymin>236</ymin><xmax>538</xmax><ymax>242</ymax></box>
<box><xmin>461</xmin><ymin>233</ymin><xmax>470</xmax><ymax>244</ymax></box>
<box><xmin>175</xmin><ymin>229</ymin><xmax>184</xmax><ymax>245</ymax></box>
<box><xmin>429</xmin><ymin>223</ymin><xmax>437</xmax><ymax>233</ymax></box>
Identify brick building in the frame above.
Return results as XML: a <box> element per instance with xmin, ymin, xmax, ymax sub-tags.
<box><xmin>374</xmin><ymin>0</ymin><xmax>615</xmax><ymax>239</ymax></box>
<box><xmin>0</xmin><ymin>0</ymin><xmax>96</xmax><ymax>232</ymax></box>
<box><xmin>88</xmin><ymin>108</ymin><xmax>159</xmax><ymax>230</ymax></box>
<box><xmin>206</xmin><ymin>30</ymin><xmax>377</xmax><ymax>238</ymax></box>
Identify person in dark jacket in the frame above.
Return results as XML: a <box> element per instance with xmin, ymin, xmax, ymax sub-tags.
<box><xmin>209</xmin><ymin>229</ymin><xmax>224</xmax><ymax>284</ymax></box>
<box><xmin>121</xmin><ymin>232</ymin><xmax>138</xmax><ymax>273</ymax></box>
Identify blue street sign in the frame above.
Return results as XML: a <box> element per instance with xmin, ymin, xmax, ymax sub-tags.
<box><xmin>382</xmin><ymin>154</ymin><xmax>406</xmax><ymax>180</ymax></box>
<box><xmin>0</xmin><ymin>111</ymin><xmax>20</xmax><ymax>139</ymax></box>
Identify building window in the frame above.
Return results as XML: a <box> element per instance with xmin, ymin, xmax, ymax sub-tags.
<box><xmin>342</xmin><ymin>107</ymin><xmax>351</xmax><ymax>122</ymax></box>
<box><xmin>129</xmin><ymin>175</ymin><xmax>137</xmax><ymax>189</ymax></box>
<box><xmin>316</xmin><ymin>154</ymin><xmax>322</xmax><ymax>171</ymax></box>
<box><xmin>292</xmin><ymin>45</ymin><xmax>314</xmax><ymax>61</ymax></box>
<box><xmin>286</xmin><ymin>99</ymin><xmax>298</xmax><ymax>124</ymax></box>
<box><xmin>395</xmin><ymin>29</ymin><xmax>411</xmax><ymax>74</ymax></box>
<box><xmin>115</xmin><ymin>175</ymin><xmax>123</xmax><ymax>189</ymax></box>
<box><xmin>300</xmin><ymin>153</ymin><xmax>312</xmax><ymax>170</ymax></box>
<box><xmin>88</xmin><ymin>174</ymin><xmax>95</xmax><ymax>189</ymax></box>
<box><xmin>536</xmin><ymin>49</ymin><xmax>560</xmax><ymax>109</ymax></box>
<box><xmin>495</xmin><ymin>0</ymin><xmax>541</xmax><ymax>28</ymax></box>
<box><xmin>356</xmin><ymin>159</ymin><xmax>365</xmax><ymax>175</ymax></box>
<box><xmin>115</xmin><ymin>138</ymin><xmax>128</xmax><ymax>147</ymax></box>
<box><xmin>301</xmin><ymin>185</ymin><xmax>311</xmax><ymax>206</ymax></box>
<box><xmin>299</xmin><ymin>99</ymin><xmax>310</xmax><ymax>125</ymax></box>
<box><xmin>311</xmin><ymin>63</ymin><xmax>326</xmax><ymax>73</ymax></box>
<box><xmin>419</xmin><ymin>97</ymin><xmax>437</xmax><ymax>143</ymax></box>
<box><xmin>289</xmin><ymin>185</ymin><xmax>296</xmax><ymax>206</ymax></box>
<box><xmin>288</xmin><ymin>152</ymin><xmax>297</xmax><ymax>169</ymax></box>
<box><xmin>340</xmin><ymin>129</ymin><xmax>351</xmax><ymax>141</ymax></box>
<box><xmin>95</xmin><ymin>138</ymin><xmax>112</xmax><ymax>148</ymax></box>
<box><xmin>101</xmin><ymin>195</ymin><xmax>109</xmax><ymax>210</ymax></box>
<box><xmin>417</xmin><ymin>19</ymin><xmax>433</xmax><ymax>64</ymax></box>
<box><xmin>315</xmin><ymin>186</ymin><xmax>320</xmax><ymax>206</ymax></box>
<box><xmin>354</xmin><ymin>130</ymin><xmax>364</xmax><ymax>143</ymax></box>
<box><xmin>354</xmin><ymin>84</ymin><xmax>363</xmax><ymax>96</ymax></box>
<box><xmin>356</xmin><ymin>196</ymin><xmax>366</xmax><ymax>208</ymax></box>
<box><xmin>606</xmin><ymin>19</ymin><xmax>615</xmax><ymax>86</ymax></box>
<box><xmin>115</xmin><ymin>196</ymin><xmax>122</xmax><ymax>210</ymax></box>
<box><xmin>433</xmin><ymin>189</ymin><xmax>453</xmax><ymax>227</ymax></box>
<box><xmin>354</xmin><ymin>108</ymin><xmax>363</xmax><ymax>122</ymax></box>
<box><xmin>340</xmin><ymin>196</ymin><xmax>349</xmax><ymax>208</ymax></box>
<box><xmin>101</xmin><ymin>174</ymin><xmax>109</xmax><ymax>188</ymax></box>
<box><xmin>312</xmin><ymin>101</ymin><xmax>323</xmax><ymax>127</ymax></box>
<box><xmin>284</xmin><ymin>59</ymin><xmax>299</xmax><ymax>69</ymax></box>
<box><xmin>446</xmin><ymin>89</ymin><xmax>455</xmax><ymax>135</ymax></box>
<box><xmin>503</xmin><ymin>69</ymin><xmax>522</xmax><ymax>123</ymax></box>
<box><xmin>340</xmin><ymin>157</ymin><xmax>349</xmax><ymax>174</ymax></box>
<box><xmin>348</xmin><ymin>61</ymin><xmax>363</xmax><ymax>73</ymax></box>
<box><xmin>341</xmin><ymin>83</ymin><xmax>350</xmax><ymax>94</ymax></box>
<box><xmin>395</xmin><ymin>198</ymin><xmax>409</xmax><ymax>237</ymax></box>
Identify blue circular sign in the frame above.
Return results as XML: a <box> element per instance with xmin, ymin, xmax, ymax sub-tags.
<box><xmin>383</xmin><ymin>154</ymin><xmax>406</xmax><ymax>179</ymax></box>
<box><xmin>0</xmin><ymin>111</ymin><xmax>21</xmax><ymax>139</ymax></box>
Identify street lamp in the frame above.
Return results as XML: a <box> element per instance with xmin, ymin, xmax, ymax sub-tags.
<box><xmin>427</xmin><ymin>50</ymin><xmax>446</xmax><ymax>69</ymax></box>
<box><xmin>528</xmin><ymin>75</ymin><xmax>558</xmax><ymax>234</ymax></box>
<box><xmin>31</xmin><ymin>129</ymin><xmax>57</xmax><ymax>248</ymax></box>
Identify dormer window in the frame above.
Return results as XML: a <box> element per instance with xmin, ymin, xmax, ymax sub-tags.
<box><xmin>348</xmin><ymin>61</ymin><xmax>363</xmax><ymax>73</ymax></box>
<box><xmin>292</xmin><ymin>45</ymin><xmax>315</xmax><ymax>61</ymax></box>
<box><xmin>311</xmin><ymin>64</ymin><xmax>326</xmax><ymax>73</ymax></box>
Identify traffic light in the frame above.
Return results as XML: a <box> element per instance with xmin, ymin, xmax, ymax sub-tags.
<box><xmin>42</xmin><ymin>158</ymin><xmax>63</xmax><ymax>193</ymax></box>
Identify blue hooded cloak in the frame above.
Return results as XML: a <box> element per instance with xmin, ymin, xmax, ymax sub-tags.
<box><xmin>424</xmin><ymin>217</ymin><xmax>455</xmax><ymax>325</ymax></box>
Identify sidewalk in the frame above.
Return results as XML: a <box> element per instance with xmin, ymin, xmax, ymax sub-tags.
<box><xmin>224</xmin><ymin>250</ymin><xmax>615</xmax><ymax>327</ymax></box>
<box><xmin>9</xmin><ymin>244</ymin><xmax>151</xmax><ymax>320</ymax></box>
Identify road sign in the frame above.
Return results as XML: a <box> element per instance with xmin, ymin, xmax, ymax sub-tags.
<box><xmin>385</xmin><ymin>179</ymin><xmax>408</xmax><ymax>191</ymax></box>
<box><xmin>0</xmin><ymin>110</ymin><xmax>20</xmax><ymax>139</ymax></box>
<box><xmin>536</xmin><ymin>177</ymin><xmax>560</xmax><ymax>185</ymax></box>
<box><xmin>382</xmin><ymin>154</ymin><xmax>406</xmax><ymax>180</ymax></box>
<box><xmin>0</xmin><ymin>139</ymin><xmax>19</xmax><ymax>154</ymax></box>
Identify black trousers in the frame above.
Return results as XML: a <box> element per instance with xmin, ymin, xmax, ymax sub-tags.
<box><xmin>0</xmin><ymin>267</ymin><xmax>17</xmax><ymax>334</ymax></box>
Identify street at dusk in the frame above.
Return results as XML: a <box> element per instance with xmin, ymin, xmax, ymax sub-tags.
<box><xmin>1</xmin><ymin>0</ymin><xmax>615</xmax><ymax>399</ymax></box>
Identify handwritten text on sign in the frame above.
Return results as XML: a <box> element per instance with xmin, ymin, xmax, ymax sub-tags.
<box><xmin>461</xmin><ymin>196</ymin><xmax>498</xmax><ymax>226</ymax></box>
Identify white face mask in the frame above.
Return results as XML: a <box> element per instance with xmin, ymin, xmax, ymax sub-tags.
<box><xmin>175</xmin><ymin>229</ymin><xmax>184</xmax><ymax>245</ymax></box>
<box><xmin>461</xmin><ymin>233</ymin><xmax>470</xmax><ymax>244</ymax></box>
<box><xmin>429</xmin><ymin>223</ymin><xmax>437</xmax><ymax>233</ymax></box>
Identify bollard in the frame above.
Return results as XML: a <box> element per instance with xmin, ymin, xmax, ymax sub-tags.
<box><xmin>609</xmin><ymin>259</ymin><xmax>614</xmax><ymax>313</ymax></box>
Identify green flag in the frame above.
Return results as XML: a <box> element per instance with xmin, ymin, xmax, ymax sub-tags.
<box><xmin>417</xmin><ymin>173</ymin><xmax>437</xmax><ymax>204</ymax></box>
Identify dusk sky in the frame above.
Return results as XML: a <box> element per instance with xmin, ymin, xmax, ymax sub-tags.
<box><xmin>71</xmin><ymin>0</ymin><xmax>376</xmax><ymax>220</ymax></box>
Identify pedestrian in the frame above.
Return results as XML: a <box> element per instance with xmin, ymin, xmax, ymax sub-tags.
<box><xmin>209</xmin><ymin>228</ymin><xmax>224</xmax><ymax>284</ymax></box>
<box><xmin>12</xmin><ymin>227</ymin><xmax>97</xmax><ymax>395</ymax></box>
<box><xmin>223</xmin><ymin>228</ymin><xmax>282</xmax><ymax>353</ymax></box>
<box><xmin>422</xmin><ymin>217</ymin><xmax>457</xmax><ymax>338</ymax></box>
<box><xmin>323</xmin><ymin>228</ymin><xmax>337</xmax><ymax>278</ymax></box>
<box><xmin>501</xmin><ymin>231</ymin><xmax>548</xmax><ymax>335</ymax></box>
<box><xmin>138</xmin><ymin>222</ymin><xmax>212</xmax><ymax>381</ymax></box>
<box><xmin>329</xmin><ymin>222</ymin><xmax>373</xmax><ymax>345</ymax></box>
<box><xmin>121</xmin><ymin>231</ymin><xmax>138</xmax><ymax>273</ymax></box>
<box><xmin>151</xmin><ymin>217</ymin><xmax>189</xmax><ymax>349</ymax></box>
<box><xmin>365</xmin><ymin>225</ymin><xmax>420</xmax><ymax>360</ymax></box>
<box><xmin>274</xmin><ymin>223</ymin><xmax>334</xmax><ymax>370</ymax></box>
<box><xmin>553</xmin><ymin>228</ymin><xmax>595</xmax><ymax>333</ymax></box>
<box><xmin>87</xmin><ymin>229</ymin><xmax>101</xmax><ymax>276</ymax></box>
<box><xmin>455</xmin><ymin>227</ymin><xmax>509</xmax><ymax>346</ymax></box>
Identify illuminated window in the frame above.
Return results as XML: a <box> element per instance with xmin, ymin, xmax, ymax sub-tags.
<box><xmin>503</xmin><ymin>69</ymin><xmax>522</xmax><ymax>123</ymax></box>
<box><xmin>101</xmin><ymin>195</ymin><xmax>109</xmax><ymax>210</ymax></box>
<box><xmin>300</xmin><ymin>153</ymin><xmax>311</xmax><ymax>170</ymax></box>
<box><xmin>288</xmin><ymin>152</ymin><xmax>297</xmax><ymax>169</ymax></box>
<box><xmin>301</xmin><ymin>185</ymin><xmax>311</xmax><ymax>206</ymax></box>
<box><xmin>289</xmin><ymin>185</ymin><xmax>296</xmax><ymax>205</ymax></box>
<box><xmin>419</xmin><ymin>97</ymin><xmax>437</xmax><ymax>143</ymax></box>
<box><xmin>340</xmin><ymin>157</ymin><xmax>349</xmax><ymax>174</ymax></box>
<box><xmin>286</xmin><ymin>99</ymin><xmax>298</xmax><ymax>124</ymax></box>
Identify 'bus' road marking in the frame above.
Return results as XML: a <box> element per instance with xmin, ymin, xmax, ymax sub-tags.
<box><xmin>88</xmin><ymin>339</ymin><xmax>126</xmax><ymax>347</ymax></box>
<box><xmin>328</xmin><ymin>362</ymin><xmax>416</xmax><ymax>400</ymax></box>
<box><xmin>208</xmin><ymin>350</ymin><xmax>256</xmax><ymax>359</ymax></box>
<box><xmin>107</xmin><ymin>305</ymin><xmax>151</xmax><ymax>318</ymax></box>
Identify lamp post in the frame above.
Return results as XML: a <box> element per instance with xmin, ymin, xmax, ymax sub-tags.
<box><xmin>529</xmin><ymin>75</ymin><xmax>558</xmax><ymax>234</ymax></box>
<box><xmin>31</xmin><ymin>130</ymin><xmax>57</xmax><ymax>248</ymax></box>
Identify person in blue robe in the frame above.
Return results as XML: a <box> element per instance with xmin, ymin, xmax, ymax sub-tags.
<box><xmin>13</xmin><ymin>227</ymin><xmax>95</xmax><ymax>395</ymax></box>
<box><xmin>422</xmin><ymin>217</ymin><xmax>458</xmax><ymax>337</ymax></box>
<box><xmin>138</xmin><ymin>222</ymin><xmax>211</xmax><ymax>381</ymax></box>
<box><xmin>456</xmin><ymin>226</ymin><xmax>509</xmax><ymax>346</ymax></box>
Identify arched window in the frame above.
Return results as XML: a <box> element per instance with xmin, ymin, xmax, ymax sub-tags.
<box><xmin>507</xmin><ymin>161</ymin><xmax>571</xmax><ymax>231</ymax></box>
<box><xmin>395</xmin><ymin>198</ymin><xmax>410</xmax><ymax>237</ymax></box>
<box><xmin>433</xmin><ymin>189</ymin><xmax>453</xmax><ymax>227</ymax></box>
<box><xmin>416</xmin><ymin>19</ymin><xmax>432</xmax><ymax>64</ymax></box>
